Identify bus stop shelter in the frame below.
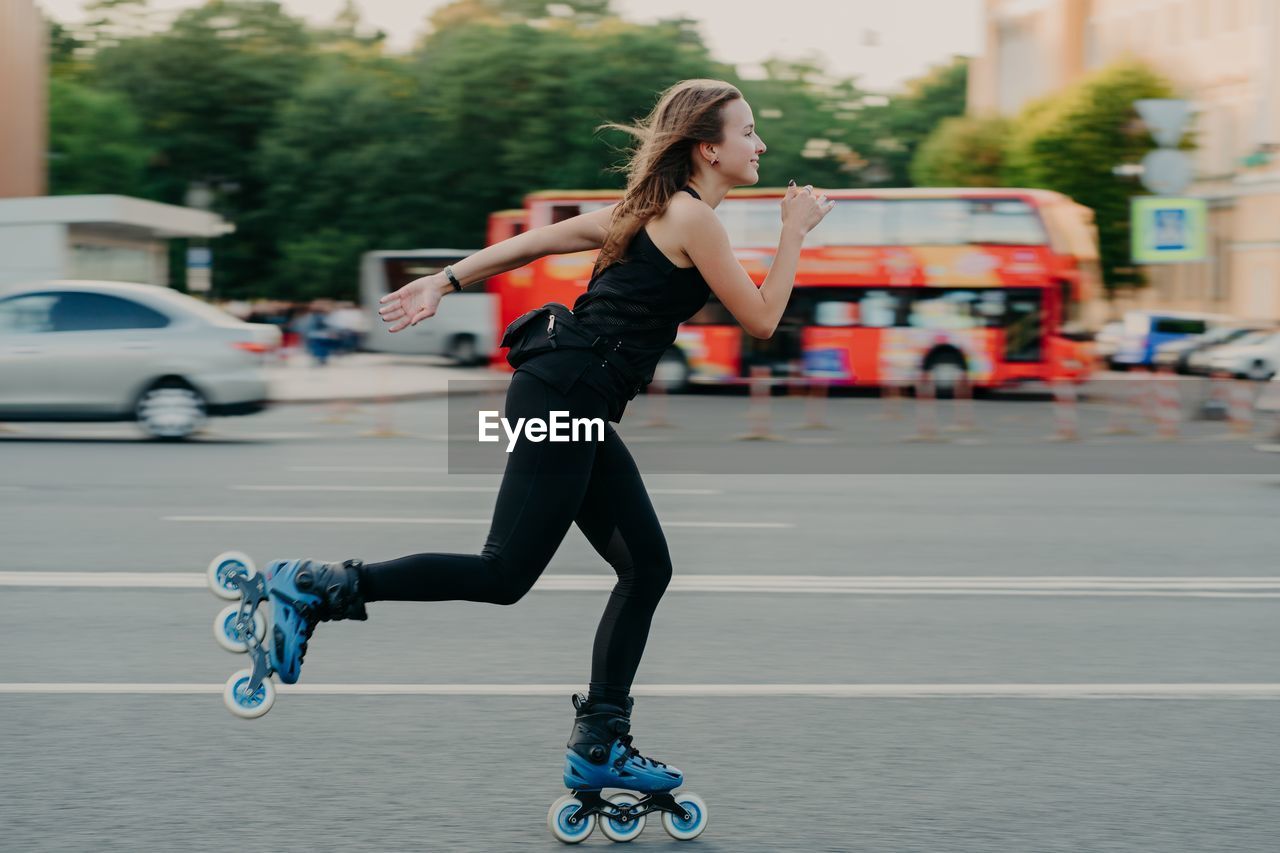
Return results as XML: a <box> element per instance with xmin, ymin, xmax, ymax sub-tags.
<box><xmin>0</xmin><ymin>194</ymin><xmax>234</xmax><ymax>288</ymax></box>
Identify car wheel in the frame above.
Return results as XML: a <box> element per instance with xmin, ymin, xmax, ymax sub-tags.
<box><xmin>136</xmin><ymin>380</ymin><xmax>207</xmax><ymax>440</ymax></box>
<box><xmin>1247</xmin><ymin>360</ymin><xmax>1273</xmax><ymax>382</ymax></box>
<box><xmin>449</xmin><ymin>334</ymin><xmax>479</xmax><ymax>366</ymax></box>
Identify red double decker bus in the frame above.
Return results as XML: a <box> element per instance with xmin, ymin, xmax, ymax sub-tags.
<box><xmin>487</xmin><ymin>187</ymin><xmax>1100</xmax><ymax>390</ymax></box>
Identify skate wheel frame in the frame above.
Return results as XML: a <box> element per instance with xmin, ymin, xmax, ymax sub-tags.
<box><xmin>208</xmin><ymin>551</ymin><xmax>277</xmax><ymax>719</ymax></box>
<box><xmin>549</xmin><ymin>789</ymin><xmax>707</xmax><ymax>843</ymax></box>
<box><xmin>213</xmin><ymin>603</ymin><xmax>267</xmax><ymax>653</ymax></box>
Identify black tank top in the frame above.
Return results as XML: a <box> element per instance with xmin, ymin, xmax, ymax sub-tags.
<box><xmin>516</xmin><ymin>187</ymin><xmax>712</xmax><ymax>422</ymax></box>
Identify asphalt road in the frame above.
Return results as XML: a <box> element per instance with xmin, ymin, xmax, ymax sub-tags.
<box><xmin>2</xmin><ymin>392</ymin><xmax>1278</xmax><ymax>852</ymax></box>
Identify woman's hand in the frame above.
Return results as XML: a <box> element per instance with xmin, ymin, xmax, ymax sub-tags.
<box><xmin>378</xmin><ymin>273</ymin><xmax>446</xmax><ymax>333</ymax></box>
<box><xmin>780</xmin><ymin>181</ymin><xmax>835</xmax><ymax>237</ymax></box>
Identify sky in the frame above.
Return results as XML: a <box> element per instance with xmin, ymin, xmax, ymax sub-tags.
<box><xmin>37</xmin><ymin>0</ymin><xmax>985</xmax><ymax>92</ymax></box>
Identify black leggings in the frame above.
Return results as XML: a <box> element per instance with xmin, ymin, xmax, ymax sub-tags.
<box><xmin>361</xmin><ymin>370</ymin><xmax>673</xmax><ymax>701</ymax></box>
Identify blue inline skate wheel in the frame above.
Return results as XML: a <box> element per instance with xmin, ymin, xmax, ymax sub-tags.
<box><xmin>660</xmin><ymin>791</ymin><xmax>708</xmax><ymax>841</ymax></box>
<box><xmin>213</xmin><ymin>604</ymin><xmax>267</xmax><ymax>654</ymax></box>
<box><xmin>208</xmin><ymin>551</ymin><xmax>256</xmax><ymax>600</ymax></box>
<box><xmin>600</xmin><ymin>792</ymin><xmax>646</xmax><ymax>843</ymax></box>
<box><xmin>222</xmin><ymin>668</ymin><xmax>275</xmax><ymax>719</ymax></box>
<box><xmin>548</xmin><ymin>794</ymin><xmax>595</xmax><ymax>844</ymax></box>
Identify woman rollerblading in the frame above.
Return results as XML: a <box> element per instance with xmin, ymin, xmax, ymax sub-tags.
<box><xmin>209</xmin><ymin>77</ymin><xmax>833</xmax><ymax>842</ymax></box>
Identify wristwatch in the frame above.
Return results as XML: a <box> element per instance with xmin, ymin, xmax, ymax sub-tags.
<box><xmin>443</xmin><ymin>265</ymin><xmax>463</xmax><ymax>293</ymax></box>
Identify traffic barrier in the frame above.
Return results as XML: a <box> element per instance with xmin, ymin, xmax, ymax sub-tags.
<box><xmin>1202</xmin><ymin>371</ymin><xmax>1233</xmax><ymax>421</ymax></box>
<box><xmin>876</xmin><ymin>379</ymin><xmax>906</xmax><ymax>421</ymax></box>
<box><xmin>643</xmin><ymin>380</ymin><xmax>674</xmax><ymax>428</ymax></box>
<box><xmin>1223</xmin><ymin>378</ymin><xmax>1256</xmax><ymax>437</ymax></box>
<box><xmin>1097</xmin><ymin>379</ymin><xmax>1140</xmax><ymax>436</ymax></box>
<box><xmin>735</xmin><ymin>366</ymin><xmax>783</xmax><ymax>441</ymax></box>
<box><xmin>1139</xmin><ymin>368</ymin><xmax>1160</xmax><ymax>424</ymax></box>
<box><xmin>1153</xmin><ymin>371</ymin><xmax>1181</xmax><ymax>441</ymax></box>
<box><xmin>1048</xmin><ymin>379</ymin><xmax>1080</xmax><ymax>442</ymax></box>
<box><xmin>943</xmin><ymin>372</ymin><xmax>978</xmax><ymax>433</ymax></box>
<box><xmin>799</xmin><ymin>374</ymin><xmax>833</xmax><ymax>430</ymax></box>
<box><xmin>903</xmin><ymin>373</ymin><xmax>944</xmax><ymax>443</ymax></box>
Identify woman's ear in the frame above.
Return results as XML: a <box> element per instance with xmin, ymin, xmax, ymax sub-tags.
<box><xmin>697</xmin><ymin>141</ymin><xmax>717</xmax><ymax>166</ymax></box>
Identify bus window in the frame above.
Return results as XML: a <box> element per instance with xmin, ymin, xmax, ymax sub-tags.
<box><xmin>907</xmin><ymin>290</ymin><xmax>1004</xmax><ymax>330</ymax></box>
<box><xmin>860</xmin><ymin>289</ymin><xmax>900</xmax><ymax>327</ymax></box>
<box><xmin>968</xmin><ymin>199</ymin><xmax>1046</xmax><ymax>245</ymax></box>
<box><xmin>716</xmin><ymin>200</ymin><xmax>781</xmax><ymax>246</ymax></box>
<box><xmin>551</xmin><ymin>205</ymin><xmax>581</xmax><ymax>224</ymax></box>
<box><xmin>809</xmin><ymin>200</ymin><xmax>889</xmax><ymax>246</ymax></box>
<box><xmin>814</xmin><ymin>300</ymin><xmax>858</xmax><ymax>327</ymax></box>
<box><xmin>1152</xmin><ymin>317</ymin><xmax>1207</xmax><ymax>335</ymax></box>
<box><xmin>1004</xmin><ymin>289</ymin><xmax>1044</xmax><ymax>362</ymax></box>
<box><xmin>892</xmin><ymin>200</ymin><xmax>969</xmax><ymax>245</ymax></box>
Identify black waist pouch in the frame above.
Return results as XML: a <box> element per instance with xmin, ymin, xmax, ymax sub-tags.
<box><xmin>501</xmin><ymin>302</ymin><xmax>643</xmax><ymax>397</ymax></box>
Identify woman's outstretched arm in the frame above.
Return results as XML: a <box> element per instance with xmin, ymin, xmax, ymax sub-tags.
<box><xmin>379</xmin><ymin>204</ymin><xmax>616</xmax><ymax>332</ymax></box>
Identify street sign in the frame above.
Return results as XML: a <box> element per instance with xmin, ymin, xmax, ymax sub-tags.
<box><xmin>1135</xmin><ymin>99</ymin><xmax>1191</xmax><ymax>148</ymax></box>
<box><xmin>1131</xmin><ymin>197</ymin><xmax>1207</xmax><ymax>264</ymax></box>
<box><xmin>1140</xmin><ymin>148</ymin><xmax>1194</xmax><ymax>195</ymax></box>
<box><xmin>187</xmin><ymin>246</ymin><xmax>212</xmax><ymax>293</ymax></box>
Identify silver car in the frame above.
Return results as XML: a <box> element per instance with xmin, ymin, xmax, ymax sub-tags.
<box><xmin>0</xmin><ymin>280</ymin><xmax>280</xmax><ymax>439</ymax></box>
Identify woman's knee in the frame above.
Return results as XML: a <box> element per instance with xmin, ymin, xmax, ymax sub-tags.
<box><xmin>481</xmin><ymin>551</ymin><xmax>541</xmax><ymax>606</ymax></box>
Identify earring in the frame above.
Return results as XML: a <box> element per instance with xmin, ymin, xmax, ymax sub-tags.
<box><xmin>712</xmin><ymin>158</ymin><xmax>719</xmax><ymax>166</ymax></box>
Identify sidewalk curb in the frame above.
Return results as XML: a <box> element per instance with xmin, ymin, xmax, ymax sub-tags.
<box><xmin>267</xmin><ymin>379</ymin><xmax>511</xmax><ymax>406</ymax></box>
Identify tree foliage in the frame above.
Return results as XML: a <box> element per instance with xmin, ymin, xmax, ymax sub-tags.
<box><xmin>849</xmin><ymin>56</ymin><xmax>969</xmax><ymax>186</ymax></box>
<box><xmin>43</xmin><ymin>0</ymin><xmax>982</xmax><ymax>298</ymax></box>
<box><xmin>48</xmin><ymin>78</ymin><xmax>152</xmax><ymax>196</ymax></box>
<box><xmin>1004</xmin><ymin>60</ymin><xmax>1178</xmax><ymax>292</ymax></box>
<box><xmin>910</xmin><ymin>114</ymin><xmax>1010</xmax><ymax>187</ymax></box>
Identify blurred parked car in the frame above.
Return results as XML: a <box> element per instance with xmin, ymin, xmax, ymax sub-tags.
<box><xmin>1093</xmin><ymin>320</ymin><xmax>1125</xmax><ymax>367</ymax></box>
<box><xmin>1204</xmin><ymin>330</ymin><xmax>1280</xmax><ymax>380</ymax></box>
<box><xmin>0</xmin><ymin>280</ymin><xmax>280</xmax><ymax>439</ymax></box>
<box><xmin>1153</xmin><ymin>325</ymin><xmax>1263</xmax><ymax>374</ymax></box>
<box><xmin>1110</xmin><ymin>311</ymin><xmax>1231</xmax><ymax>369</ymax></box>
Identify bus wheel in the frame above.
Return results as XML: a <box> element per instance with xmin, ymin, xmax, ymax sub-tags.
<box><xmin>653</xmin><ymin>348</ymin><xmax>691</xmax><ymax>393</ymax></box>
<box><xmin>923</xmin><ymin>351</ymin><xmax>967</xmax><ymax>399</ymax></box>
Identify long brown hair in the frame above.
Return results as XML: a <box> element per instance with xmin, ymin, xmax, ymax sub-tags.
<box><xmin>592</xmin><ymin>79</ymin><xmax>742</xmax><ymax>277</ymax></box>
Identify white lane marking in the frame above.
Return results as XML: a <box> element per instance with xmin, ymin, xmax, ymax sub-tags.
<box><xmin>1</xmin><ymin>572</ymin><xmax>1277</xmax><ymax>597</ymax></box>
<box><xmin>233</xmin><ymin>485</ymin><xmax>722</xmax><ymax>495</ymax></box>
<box><xmin>163</xmin><ymin>515</ymin><xmax>789</xmax><ymax>528</ymax></box>
<box><xmin>289</xmin><ymin>466</ymin><xmax>448</xmax><ymax>473</ymax></box>
<box><xmin>0</xmin><ymin>683</ymin><xmax>1276</xmax><ymax>699</ymax></box>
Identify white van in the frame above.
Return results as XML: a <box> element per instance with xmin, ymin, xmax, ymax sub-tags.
<box><xmin>359</xmin><ymin>249</ymin><xmax>497</xmax><ymax>364</ymax></box>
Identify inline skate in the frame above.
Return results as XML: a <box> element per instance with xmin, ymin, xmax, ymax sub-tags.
<box><xmin>207</xmin><ymin>551</ymin><xmax>366</xmax><ymax>718</ymax></box>
<box><xmin>548</xmin><ymin>693</ymin><xmax>708</xmax><ymax>843</ymax></box>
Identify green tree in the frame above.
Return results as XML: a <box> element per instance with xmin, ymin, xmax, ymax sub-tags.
<box><xmin>408</xmin><ymin>13</ymin><xmax>725</xmax><ymax>246</ymax></box>
<box><xmin>737</xmin><ymin>60</ymin><xmax>873</xmax><ymax>188</ymax></box>
<box><xmin>1004</xmin><ymin>60</ymin><xmax>1179</xmax><ymax>292</ymax></box>
<box><xmin>255</xmin><ymin>57</ymin><xmax>440</xmax><ymax>299</ymax></box>
<box><xmin>910</xmin><ymin>114</ymin><xmax>1010</xmax><ymax>187</ymax></box>
<box><xmin>47</xmin><ymin>78</ymin><xmax>153</xmax><ymax>196</ymax></box>
<box><xmin>851</xmin><ymin>56</ymin><xmax>969</xmax><ymax>186</ymax></box>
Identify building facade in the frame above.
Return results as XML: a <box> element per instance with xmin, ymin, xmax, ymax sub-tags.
<box><xmin>969</xmin><ymin>0</ymin><xmax>1280</xmax><ymax>322</ymax></box>
<box><xmin>0</xmin><ymin>0</ymin><xmax>48</xmax><ymax>198</ymax></box>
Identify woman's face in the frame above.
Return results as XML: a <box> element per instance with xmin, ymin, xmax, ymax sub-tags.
<box><xmin>714</xmin><ymin>98</ymin><xmax>767</xmax><ymax>185</ymax></box>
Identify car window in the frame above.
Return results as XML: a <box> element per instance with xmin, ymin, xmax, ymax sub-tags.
<box><xmin>0</xmin><ymin>293</ymin><xmax>60</xmax><ymax>333</ymax></box>
<box><xmin>47</xmin><ymin>292</ymin><xmax>170</xmax><ymax>332</ymax></box>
